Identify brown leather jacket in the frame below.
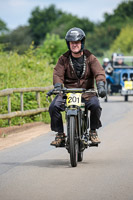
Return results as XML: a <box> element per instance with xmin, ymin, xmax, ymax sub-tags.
<box><xmin>53</xmin><ymin>49</ymin><xmax>106</xmax><ymax>99</ymax></box>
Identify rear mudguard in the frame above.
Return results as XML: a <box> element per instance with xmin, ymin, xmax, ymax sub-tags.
<box><xmin>67</xmin><ymin>109</ymin><xmax>78</xmax><ymax>116</ymax></box>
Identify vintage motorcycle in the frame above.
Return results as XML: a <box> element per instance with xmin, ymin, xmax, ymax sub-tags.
<box><xmin>47</xmin><ymin>87</ymin><xmax>98</xmax><ymax>167</ymax></box>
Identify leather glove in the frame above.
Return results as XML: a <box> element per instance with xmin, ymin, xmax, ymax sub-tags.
<box><xmin>54</xmin><ymin>83</ymin><xmax>63</xmax><ymax>90</ymax></box>
<box><xmin>97</xmin><ymin>81</ymin><xmax>106</xmax><ymax>98</ymax></box>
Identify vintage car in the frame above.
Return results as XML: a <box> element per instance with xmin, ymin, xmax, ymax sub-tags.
<box><xmin>105</xmin><ymin>54</ymin><xmax>133</xmax><ymax>102</ymax></box>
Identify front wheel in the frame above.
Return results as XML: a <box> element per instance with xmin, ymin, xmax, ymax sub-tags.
<box><xmin>68</xmin><ymin>116</ymin><xmax>78</xmax><ymax>167</ymax></box>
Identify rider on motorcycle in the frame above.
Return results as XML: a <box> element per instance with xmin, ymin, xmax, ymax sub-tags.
<box><xmin>49</xmin><ymin>27</ymin><xmax>106</xmax><ymax>147</ymax></box>
<box><xmin>102</xmin><ymin>58</ymin><xmax>110</xmax><ymax>70</ymax></box>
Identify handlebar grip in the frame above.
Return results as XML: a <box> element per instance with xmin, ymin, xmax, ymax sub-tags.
<box><xmin>46</xmin><ymin>89</ymin><xmax>54</xmax><ymax>96</ymax></box>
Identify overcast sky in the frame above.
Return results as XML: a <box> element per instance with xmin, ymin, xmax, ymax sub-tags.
<box><xmin>0</xmin><ymin>0</ymin><xmax>124</xmax><ymax>30</ymax></box>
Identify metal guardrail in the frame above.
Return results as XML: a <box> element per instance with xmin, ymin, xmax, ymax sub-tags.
<box><xmin>0</xmin><ymin>86</ymin><xmax>53</xmax><ymax>122</ymax></box>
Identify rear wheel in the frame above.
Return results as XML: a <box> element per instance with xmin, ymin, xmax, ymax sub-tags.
<box><xmin>69</xmin><ymin>116</ymin><xmax>78</xmax><ymax>167</ymax></box>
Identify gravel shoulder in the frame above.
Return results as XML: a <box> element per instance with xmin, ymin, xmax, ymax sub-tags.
<box><xmin>0</xmin><ymin>122</ymin><xmax>51</xmax><ymax>151</ymax></box>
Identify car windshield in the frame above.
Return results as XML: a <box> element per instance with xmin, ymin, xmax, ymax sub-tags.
<box><xmin>113</xmin><ymin>56</ymin><xmax>133</xmax><ymax>68</ymax></box>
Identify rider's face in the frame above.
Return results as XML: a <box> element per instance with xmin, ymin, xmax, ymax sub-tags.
<box><xmin>118</xmin><ymin>59</ymin><xmax>123</xmax><ymax>65</ymax></box>
<box><xmin>69</xmin><ymin>41</ymin><xmax>81</xmax><ymax>54</ymax></box>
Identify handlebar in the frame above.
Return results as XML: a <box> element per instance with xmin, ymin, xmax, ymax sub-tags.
<box><xmin>46</xmin><ymin>87</ymin><xmax>97</xmax><ymax>97</ymax></box>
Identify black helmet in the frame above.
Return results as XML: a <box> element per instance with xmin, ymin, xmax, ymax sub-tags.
<box><xmin>65</xmin><ymin>27</ymin><xmax>86</xmax><ymax>51</ymax></box>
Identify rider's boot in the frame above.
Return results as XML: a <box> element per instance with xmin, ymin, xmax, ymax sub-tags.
<box><xmin>89</xmin><ymin>130</ymin><xmax>101</xmax><ymax>144</ymax></box>
<box><xmin>50</xmin><ymin>133</ymin><xmax>66</xmax><ymax>147</ymax></box>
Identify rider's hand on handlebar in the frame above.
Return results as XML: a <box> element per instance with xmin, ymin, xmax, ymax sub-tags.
<box><xmin>97</xmin><ymin>81</ymin><xmax>106</xmax><ymax>98</ymax></box>
<box><xmin>54</xmin><ymin>83</ymin><xmax>63</xmax><ymax>90</ymax></box>
<box><xmin>46</xmin><ymin>89</ymin><xmax>54</xmax><ymax>97</ymax></box>
<box><xmin>47</xmin><ymin>83</ymin><xmax>63</xmax><ymax>97</ymax></box>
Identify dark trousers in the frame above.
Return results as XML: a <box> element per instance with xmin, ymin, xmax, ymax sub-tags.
<box><xmin>49</xmin><ymin>95</ymin><xmax>102</xmax><ymax>133</ymax></box>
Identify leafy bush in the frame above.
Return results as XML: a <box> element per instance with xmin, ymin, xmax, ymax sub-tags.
<box><xmin>0</xmin><ymin>44</ymin><xmax>53</xmax><ymax>127</ymax></box>
<box><xmin>37</xmin><ymin>33</ymin><xmax>68</xmax><ymax>64</ymax></box>
<box><xmin>111</xmin><ymin>25</ymin><xmax>133</xmax><ymax>54</ymax></box>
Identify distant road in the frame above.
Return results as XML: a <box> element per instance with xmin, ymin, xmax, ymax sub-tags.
<box><xmin>0</xmin><ymin>96</ymin><xmax>133</xmax><ymax>200</ymax></box>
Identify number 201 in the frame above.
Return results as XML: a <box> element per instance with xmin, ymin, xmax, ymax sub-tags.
<box><xmin>68</xmin><ymin>96</ymin><xmax>79</xmax><ymax>103</ymax></box>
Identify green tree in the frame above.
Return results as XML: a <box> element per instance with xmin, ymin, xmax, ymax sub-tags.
<box><xmin>86</xmin><ymin>1</ymin><xmax>133</xmax><ymax>56</ymax></box>
<box><xmin>0</xmin><ymin>26</ymin><xmax>32</xmax><ymax>54</ymax></box>
<box><xmin>0</xmin><ymin>18</ymin><xmax>8</xmax><ymax>33</ymax></box>
<box><xmin>29</xmin><ymin>4</ymin><xmax>94</xmax><ymax>46</ymax></box>
<box><xmin>29</xmin><ymin>5</ymin><xmax>63</xmax><ymax>45</ymax></box>
<box><xmin>103</xmin><ymin>1</ymin><xmax>133</xmax><ymax>27</ymax></box>
<box><xmin>51</xmin><ymin>13</ymin><xmax>94</xmax><ymax>38</ymax></box>
<box><xmin>37</xmin><ymin>33</ymin><xmax>67</xmax><ymax>64</ymax></box>
<box><xmin>85</xmin><ymin>25</ymin><xmax>120</xmax><ymax>56</ymax></box>
<box><xmin>1</xmin><ymin>1</ymin><xmax>133</xmax><ymax>57</ymax></box>
<box><xmin>111</xmin><ymin>25</ymin><xmax>133</xmax><ymax>54</ymax></box>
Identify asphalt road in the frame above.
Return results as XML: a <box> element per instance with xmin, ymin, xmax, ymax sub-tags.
<box><xmin>0</xmin><ymin>96</ymin><xmax>133</xmax><ymax>200</ymax></box>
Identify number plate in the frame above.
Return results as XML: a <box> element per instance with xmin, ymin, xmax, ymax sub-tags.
<box><xmin>124</xmin><ymin>81</ymin><xmax>133</xmax><ymax>90</ymax></box>
<box><xmin>66</xmin><ymin>93</ymin><xmax>82</xmax><ymax>106</ymax></box>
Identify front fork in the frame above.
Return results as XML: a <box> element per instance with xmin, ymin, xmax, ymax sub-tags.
<box><xmin>77</xmin><ymin>108</ymin><xmax>89</xmax><ymax>151</ymax></box>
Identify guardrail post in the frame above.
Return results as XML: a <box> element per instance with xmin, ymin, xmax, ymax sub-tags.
<box><xmin>36</xmin><ymin>92</ymin><xmax>42</xmax><ymax>120</ymax></box>
<box><xmin>20</xmin><ymin>92</ymin><xmax>24</xmax><ymax>111</ymax></box>
<box><xmin>36</xmin><ymin>92</ymin><xmax>40</xmax><ymax>108</ymax></box>
<box><xmin>8</xmin><ymin>94</ymin><xmax>11</xmax><ymax>125</ymax></box>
